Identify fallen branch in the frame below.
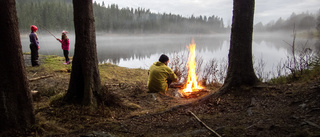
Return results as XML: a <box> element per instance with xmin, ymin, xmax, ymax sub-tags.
<box><xmin>29</xmin><ymin>75</ymin><xmax>53</xmax><ymax>82</ymax></box>
<box><xmin>305</xmin><ymin>120</ymin><xmax>320</xmax><ymax>129</ymax></box>
<box><xmin>105</xmin><ymin>84</ymin><xmax>120</xmax><ymax>86</ymax></box>
<box><xmin>32</xmin><ymin>72</ymin><xmax>37</xmax><ymax>77</ymax></box>
<box><xmin>245</xmin><ymin>120</ymin><xmax>263</xmax><ymax>129</ymax></box>
<box><xmin>188</xmin><ymin>110</ymin><xmax>222</xmax><ymax>137</ymax></box>
<box><xmin>247</xmin><ymin>97</ymin><xmax>256</xmax><ymax>116</ymax></box>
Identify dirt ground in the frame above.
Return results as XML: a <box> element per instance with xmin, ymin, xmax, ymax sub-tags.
<box><xmin>23</xmin><ymin>55</ymin><xmax>320</xmax><ymax>137</ymax></box>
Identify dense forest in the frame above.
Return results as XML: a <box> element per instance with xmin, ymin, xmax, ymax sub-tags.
<box><xmin>255</xmin><ymin>11</ymin><xmax>320</xmax><ymax>32</ymax></box>
<box><xmin>16</xmin><ymin>0</ymin><xmax>73</xmax><ymax>33</ymax></box>
<box><xmin>16</xmin><ymin>0</ymin><xmax>225</xmax><ymax>34</ymax></box>
<box><xmin>93</xmin><ymin>2</ymin><xmax>226</xmax><ymax>33</ymax></box>
<box><xmin>15</xmin><ymin>0</ymin><xmax>320</xmax><ymax>34</ymax></box>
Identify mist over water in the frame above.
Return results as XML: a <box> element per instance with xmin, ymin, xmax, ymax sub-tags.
<box><xmin>21</xmin><ymin>32</ymin><xmax>319</xmax><ymax>79</ymax></box>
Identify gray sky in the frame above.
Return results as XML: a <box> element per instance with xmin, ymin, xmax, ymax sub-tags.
<box><xmin>94</xmin><ymin>0</ymin><xmax>320</xmax><ymax>26</ymax></box>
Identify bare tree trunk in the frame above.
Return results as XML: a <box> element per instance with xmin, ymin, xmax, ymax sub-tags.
<box><xmin>220</xmin><ymin>0</ymin><xmax>259</xmax><ymax>93</ymax></box>
<box><xmin>64</xmin><ymin>0</ymin><xmax>101</xmax><ymax>105</ymax></box>
<box><xmin>0</xmin><ymin>0</ymin><xmax>35</xmax><ymax>131</ymax></box>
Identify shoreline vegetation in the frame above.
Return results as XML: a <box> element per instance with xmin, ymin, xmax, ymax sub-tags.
<box><xmin>16</xmin><ymin>53</ymin><xmax>320</xmax><ymax>136</ymax></box>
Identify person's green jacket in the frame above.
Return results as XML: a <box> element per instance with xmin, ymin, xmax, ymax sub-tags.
<box><xmin>147</xmin><ymin>61</ymin><xmax>178</xmax><ymax>93</ymax></box>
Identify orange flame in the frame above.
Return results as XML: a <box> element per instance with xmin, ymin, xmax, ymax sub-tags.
<box><xmin>182</xmin><ymin>39</ymin><xmax>203</xmax><ymax>96</ymax></box>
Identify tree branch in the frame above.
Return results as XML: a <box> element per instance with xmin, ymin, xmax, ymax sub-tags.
<box><xmin>188</xmin><ymin>110</ymin><xmax>222</xmax><ymax>137</ymax></box>
<box><xmin>29</xmin><ymin>75</ymin><xmax>53</xmax><ymax>82</ymax></box>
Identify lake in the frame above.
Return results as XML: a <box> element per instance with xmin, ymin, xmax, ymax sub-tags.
<box><xmin>20</xmin><ymin>32</ymin><xmax>319</xmax><ymax>81</ymax></box>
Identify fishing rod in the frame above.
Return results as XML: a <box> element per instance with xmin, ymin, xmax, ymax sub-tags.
<box><xmin>37</xmin><ymin>23</ymin><xmax>58</xmax><ymax>39</ymax></box>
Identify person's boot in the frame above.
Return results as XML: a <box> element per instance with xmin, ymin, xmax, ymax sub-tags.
<box><xmin>32</xmin><ymin>60</ymin><xmax>39</xmax><ymax>67</ymax></box>
<box><xmin>64</xmin><ymin>61</ymin><xmax>70</xmax><ymax>65</ymax></box>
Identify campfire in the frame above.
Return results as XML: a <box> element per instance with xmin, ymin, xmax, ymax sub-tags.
<box><xmin>180</xmin><ymin>39</ymin><xmax>205</xmax><ymax>98</ymax></box>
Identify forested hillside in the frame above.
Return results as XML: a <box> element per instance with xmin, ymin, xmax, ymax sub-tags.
<box><xmin>255</xmin><ymin>11</ymin><xmax>320</xmax><ymax>32</ymax></box>
<box><xmin>15</xmin><ymin>0</ymin><xmax>320</xmax><ymax>34</ymax></box>
<box><xmin>16</xmin><ymin>0</ymin><xmax>225</xmax><ymax>34</ymax></box>
<box><xmin>16</xmin><ymin>0</ymin><xmax>73</xmax><ymax>33</ymax></box>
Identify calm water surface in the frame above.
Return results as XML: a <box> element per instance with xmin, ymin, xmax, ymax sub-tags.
<box><xmin>21</xmin><ymin>32</ymin><xmax>319</xmax><ymax>78</ymax></box>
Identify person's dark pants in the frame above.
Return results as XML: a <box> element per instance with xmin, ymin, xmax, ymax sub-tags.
<box><xmin>147</xmin><ymin>78</ymin><xmax>173</xmax><ymax>93</ymax></box>
<box><xmin>30</xmin><ymin>44</ymin><xmax>39</xmax><ymax>66</ymax></box>
<box><xmin>167</xmin><ymin>78</ymin><xmax>172</xmax><ymax>87</ymax></box>
<box><xmin>63</xmin><ymin>50</ymin><xmax>69</xmax><ymax>62</ymax></box>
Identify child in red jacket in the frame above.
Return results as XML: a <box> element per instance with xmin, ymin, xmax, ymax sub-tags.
<box><xmin>56</xmin><ymin>30</ymin><xmax>70</xmax><ymax>64</ymax></box>
<box><xmin>29</xmin><ymin>25</ymin><xmax>40</xmax><ymax>66</ymax></box>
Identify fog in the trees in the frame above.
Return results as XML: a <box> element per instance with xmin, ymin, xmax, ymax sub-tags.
<box><xmin>17</xmin><ymin>0</ymin><xmax>320</xmax><ymax>80</ymax></box>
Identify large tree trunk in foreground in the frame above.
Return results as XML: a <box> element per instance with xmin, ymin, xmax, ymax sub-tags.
<box><xmin>0</xmin><ymin>0</ymin><xmax>35</xmax><ymax>131</ymax></box>
<box><xmin>220</xmin><ymin>0</ymin><xmax>259</xmax><ymax>92</ymax></box>
<box><xmin>64</xmin><ymin>0</ymin><xmax>101</xmax><ymax>105</ymax></box>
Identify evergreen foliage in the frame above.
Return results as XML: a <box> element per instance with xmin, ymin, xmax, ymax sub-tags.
<box><xmin>317</xmin><ymin>10</ymin><xmax>320</xmax><ymax>32</ymax></box>
<box><xmin>16</xmin><ymin>0</ymin><xmax>225</xmax><ymax>33</ymax></box>
<box><xmin>16</xmin><ymin>0</ymin><xmax>73</xmax><ymax>33</ymax></box>
<box><xmin>255</xmin><ymin>12</ymin><xmax>320</xmax><ymax>32</ymax></box>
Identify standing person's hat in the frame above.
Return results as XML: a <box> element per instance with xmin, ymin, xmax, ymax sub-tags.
<box><xmin>30</xmin><ymin>25</ymin><xmax>37</xmax><ymax>32</ymax></box>
<box><xmin>159</xmin><ymin>54</ymin><xmax>169</xmax><ymax>63</ymax></box>
<box><xmin>62</xmin><ymin>30</ymin><xmax>68</xmax><ymax>35</ymax></box>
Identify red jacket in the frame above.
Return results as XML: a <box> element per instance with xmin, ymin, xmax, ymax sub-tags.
<box><xmin>58</xmin><ymin>39</ymin><xmax>69</xmax><ymax>50</ymax></box>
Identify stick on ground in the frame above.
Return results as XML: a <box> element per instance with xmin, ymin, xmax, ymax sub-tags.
<box><xmin>188</xmin><ymin>110</ymin><xmax>222</xmax><ymax>137</ymax></box>
<box><xmin>29</xmin><ymin>75</ymin><xmax>53</xmax><ymax>82</ymax></box>
<box><xmin>305</xmin><ymin>120</ymin><xmax>320</xmax><ymax>129</ymax></box>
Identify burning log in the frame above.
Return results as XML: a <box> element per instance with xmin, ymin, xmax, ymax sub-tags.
<box><xmin>179</xmin><ymin>39</ymin><xmax>206</xmax><ymax>98</ymax></box>
<box><xmin>168</xmin><ymin>39</ymin><xmax>212</xmax><ymax>99</ymax></box>
<box><xmin>180</xmin><ymin>89</ymin><xmax>209</xmax><ymax>98</ymax></box>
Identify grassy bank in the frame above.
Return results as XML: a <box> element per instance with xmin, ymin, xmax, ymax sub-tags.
<box><xmin>26</xmin><ymin>55</ymin><xmax>148</xmax><ymax>84</ymax></box>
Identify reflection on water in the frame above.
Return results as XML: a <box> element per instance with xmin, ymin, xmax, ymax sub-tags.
<box><xmin>21</xmin><ymin>33</ymin><xmax>318</xmax><ymax>75</ymax></box>
<box><xmin>97</xmin><ymin>34</ymin><xmax>230</xmax><ymax>69</ymax></box>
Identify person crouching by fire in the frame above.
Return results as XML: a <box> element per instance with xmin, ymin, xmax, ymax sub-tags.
<box><xmin>147</xmin><ymin>54</ymin><xmax>178</xmax><ymax>94</ymax></box>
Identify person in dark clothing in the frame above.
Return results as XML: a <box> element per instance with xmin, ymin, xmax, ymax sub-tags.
<box><xmin>29</xmin><ymin>25</ymin><xmax>39</xmax><ymax>66</ymax></box>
